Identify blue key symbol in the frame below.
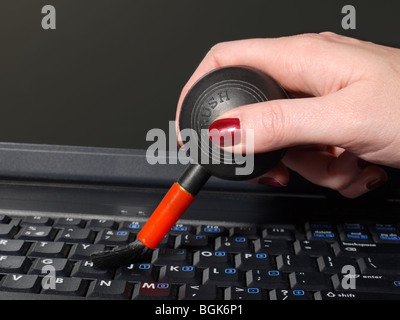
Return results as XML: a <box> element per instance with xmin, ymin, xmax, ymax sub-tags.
<box><xmin>215</xmin><ymin>251</ymin><xmax>226</xmax><ymax>256</ymax></box>
<box><xmin>225</xmin><ymin>268</ymin><xmax>236</xmax><ymax>274</ymax></box>
<box><xmin>235</xmin><ymin>237</ymin><xmax>246</xmax><ymax>242</ymax></box>
<box><xmin>394</xmin><ymin>281</ymin><xmax>400</xmax><ymax>286</ymax></box>
<box><xmin>268</xmin><ymin>270</ymin><xmax>280</xmax><ymax>276</ymax></box>
<box><xmin>139</xmin><ymin>264</ymin><xmax>150</xmax><ymax>270</ymax></box>
<box><xmin>248</xmin><ymin>288</ymin><xmax>259</xmax><ymax>294</ymax></box>
<box><xmin>256</xmin><ymin>253</ymin><xmax>267</xmax><ymax>259</ymax></box>
<box><xmin>182</xmin><ymin>266</ymin><xmax>193</xmax><ymax>272</ymax></box>
<box><xmin>293</xmin><ymin>290</ymin><xmax>305</xmax><ymax>296</ymax></box>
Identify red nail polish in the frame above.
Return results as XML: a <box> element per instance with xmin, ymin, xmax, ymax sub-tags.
<box><xmin>208</xmin><ymin>118</ymin><xmax>241</xmax><ymax>147</ymax></box>
<box><xmin>258</xmin><ymin>177</ymin><xmax>286</xmax><ymax>187</ymax></box>
<box><xmin>366</xmin><ymin>178</ymin><xmax>385</xmax><ymax>190</ymax></box>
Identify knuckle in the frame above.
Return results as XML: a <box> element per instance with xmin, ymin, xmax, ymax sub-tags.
<box><xmin>206</xmin><ymin>41</ymin><xmax>232</xmax><ymax>67</ymax></box>
<box><xmin>260</xmin><ymin>102</ymin><xmax>287</xmax><ymax>148</ymax></box>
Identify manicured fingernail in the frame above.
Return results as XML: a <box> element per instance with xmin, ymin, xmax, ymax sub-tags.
<box><xmin>208</xmin><ymin>118</ymin><xmax>241</xmax><ymax>147</ymax></box>
<box><xmin>258</xmin><ymin>177</ymin><xmax>286</xmax><ymax>187</ymax></box>
<box><xmin>366</xmin><ymin>178</ymin><xmax>386</xmax><ymax>191</ymax></box>
<box><xmin>357</xmin><ymin>159</ymin><xmax>368</xmax><ymax>169</ymax></box>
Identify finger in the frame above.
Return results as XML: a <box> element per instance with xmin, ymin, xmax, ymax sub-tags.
<box><xmin>209</xmin><ymin>87</ymin><xmax>363</xmax><ymax>154</ymax></box>
<box><xmin>176</xmin><ymin>33</ymin><xmax>366</xmax><ymax>129</ymax></box>
<box><xmin>338</xmin><ymin>166</ymin><xmax>388</xmax><ymax>198</ymax></box>
<box><xmin>247</xmin><ymin>161</ymin><xmax>289</xmax><ymax>187</ymax></box>
<box><xmin>283</xmin><ymin>148</ymin><xmax>364</xmax><ymax>190</ymax></box>
<box><xmin>282</xmin><ymin>147</ymin><xmax>388</xmax><ymax>197</ymax></box>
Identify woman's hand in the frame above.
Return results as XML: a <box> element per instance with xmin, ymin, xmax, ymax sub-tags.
<box><xmin>176</xmin><ymin>32</ymin><xmax>400</xmax><ymax>198</ymax></box>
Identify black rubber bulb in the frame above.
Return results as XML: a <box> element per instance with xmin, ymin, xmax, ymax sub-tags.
<box><xmin>178</xmin><ymin>65</ymin><xmax>289</xmax><ymax>189</ymax></box>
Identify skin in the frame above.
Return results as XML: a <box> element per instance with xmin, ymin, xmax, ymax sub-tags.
<box><xmin>175</xmin><ymin>32</ymin><xmax>400</xmax><ymax>198</ymax></box>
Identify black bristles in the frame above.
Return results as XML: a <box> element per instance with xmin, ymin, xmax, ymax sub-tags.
<box><xmin>90</xmin><ymin>239</ymin><xmax>153</xmax><ymax>269</ymax></box>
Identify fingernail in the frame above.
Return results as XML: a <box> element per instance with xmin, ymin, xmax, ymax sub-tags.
<box><xmin>357</xmin><ymin>159</ymin><xmax>368</xmax><ymax>169</ymax></box>
<box><xmin>366</xmin><ymin>178</ymin><xmax>386</xmax><ymax>191</ymax></box>
<box><xmin>258</xmin><ymin>177</ymin><xmax>286</xmax><ymax>187</ymax></box>
<box><xmin>208</xmin><ymin>118</ymin><xmax>241</xmax><ymax>147</ymax></box>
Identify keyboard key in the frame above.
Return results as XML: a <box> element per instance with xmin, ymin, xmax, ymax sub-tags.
<box><xmin>175</xmin><ymin>234</ymin><xmax>210</xmax><ymax>250</ymax></box>
<box><xmin>132</xmin><ymin>282</ymin><xmax>176</xmax><ymax>300</ymax></box>
<box><xmin>276</xmin><ymin>254</ymin><xmax>317</xmax><ymax>272</ymax></box>
<box><xmin>56</xmin><ymin>227</ymin><xmax>96</xmax><ymax>244</ymax></box>
<box><xmin>16</xmin><ymin>226</ymin><xmax>57</xmax><ymax>241</ymax></box>
<box><xmin>332</xmin><ymin>273</ymin><xmax>400</xmax><ymax>294</ymax></box>
<box><xmin>158</xmin><ymin>265</ymin><xmax>201</xmax><ymax>285</ymax></box>
<box><xmin>87</xmin><ymin>219</ymin><xmax>118</xmax><ymax>231</ymax></box>
<box><xmin>197</xmin><ymin>225</ymin><xmax>227</xmax><ymax>238</ymax></box>
<box><xmin>27</xmin><ymin>241</ymin><xmax>69</xmax><ymax>258</ymax></box>
<box><xmin>307</xmin><ymin>229</ymin><xmax>337</xmax><ymax>242</ymax></box>
<box><xmin>306</xmin><ymin>222</ymin><xmax>338</xmax><ymax>242</ymax></box>
<box><xmin>115</xmin><ymin>263</ymin><xmax>155</xmax><ymax>282</ymax></box>
<box><xmin>0</xmin><ymin>274</ymin><xmax>41</xmax><ymax>293</ymax></box>
<box><xmin>169</xmin><ymin>224</ymin><xmax>194</xmax><ymax>235</ymax></box>
<box><xmin>0</xmin><ymin>255</ymin><xmax>31</xmax><ymax>274</ymax></box>
<box><xmin>270</xmin><ymin>289</ymin><xmax>313</xmax><ymax>300</ymax></box>
<box><xmin>340</xmin><ymin>231</ymin><xmax>372</xmax><ymax>243</ymax></box>
<box><xmin>262</xmin><ymin>227</ymin><xmax>294</xmax><ymax>241</ymax></box>
<box><xmin>234</xmin><ymin>252</ymin><xmax>274</xmax><ymax>271</ymax></box>
<box><xmin>215</xmin><ymin>236</ymin><xmax>252</xmax><ymax>253</ymax></box>
<box><xmin>68</xmin><ymin>243</ymin><xmax>105</xmax><ymax>260</ymax></box>
<box><xmin>245</xmin><ymin>269</ymin><xmax>288</xmax><ymax>289</ymax></box>
<box><xmin>224</xmin><ymin>286</ymin><xmax>263</xmax><ymax>300</ymax></box>
<box><xmin>202</xmin><ymin>267</ymin><xmax>243</xmax><ymax>287</ymax></box>
<box><xmin>374</xmin><ymin>231</ymin><xmax>400</xmax><ymax>243</ymax></box>
<box><xmin>315</xmin><ymin>290</ymin><xmax>400</xmax><ymax>300</ymax></box>
<box><xmin>151</xmin><ymin>248</ymin><xmax>191</xmax><ymax>266</ymax></box>
<box><xmin>119</xmin><ymin>221</ymin><xmax>142</xmax><ymax>234</ymax></box>
<box><xmin>357</xmin><ymin>256</ymin><xmax>400</xmax><ymax>275</ymax></box>
<box><xmin>374</xmin><ymin>224</ymin><xmax>398</xmax><ymax>232</ymax></box>
<box><xmin>0</xmin><ymin>239</ymin><xmax>30</xmax><ymax>255</ymax></box>
<box><xmin>178</xmin><ymin>284</ymin><xmax>218</xmax><ymax>300</ymax></box>
<box><xmin>87</xmin><ymin>280</ymin><xmax>134</xmax><ymax>299</ymax></box>
<box><xmin>289</xmin><ymin>272</ymin><xmax>332</xmax><ymax>291</ymax></box>
<box><xmin>332</xmin><ymin>242</ymin><xmax>400</xmax><ymax>257</ymax></box>
<box><xmin>342</xmin><ymin>223</ymin><xmax>365</xmax><ymax>231</ymax></box>
<box><xmin>29</xmin><ymin>258</ymin><xmax>73</xmax><ymax>277</ymax></box>
<box><xmin>293</xmin><ymin>240</ymin><xmax>332</xmax><ymax>256</ymax></box>
<box><xmin>21</xmin><ymin>216</ymin><xmax>53</xmax><ymax>226</ymax></box>
<box><xmin>94</xmin><ymin>229</ymin><xmax>134</xmax><ymax>245</ymax></box>
<box><xmin>316</xmin><ymin>256</ymin><xmax>357</xmax><ymax>274</ymax></box>
<box><xmin>230</xmin><ymin>226</ymin><xmax>259</xmax><ymax>238</ymax></box>
<box><xmin>253</xmin><ymin>239</ymin><xmax>292</xmax><ymax>255</ymax></box>
<box><xmin>193</xmin><ymin>250</ymin><xmax>232</xmax><ymax>268</ymax></box>
<box><xmin>41</xmin><ymin>277</ymin><xmax>88</xmax><ymax>296</ymax></box>
<box><xmin>71</xmin><ymin>260</ymin><xmax>113</xmax><ymax>280</ymax></box>
<box><xmin>0</xmin><ymin>224</ymin><xmax>17</xmax><ymax>239</ymax></box>
<box><xmin>54</xmin><ymin>218</ymin><xmax>86</xmax><ymax>228</ymax></box>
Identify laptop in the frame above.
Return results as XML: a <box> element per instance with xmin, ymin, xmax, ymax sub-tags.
<box><xmin>0</xmin><ymin>1</ymin><xmax>400</xmax><ymax>302</ymax></box>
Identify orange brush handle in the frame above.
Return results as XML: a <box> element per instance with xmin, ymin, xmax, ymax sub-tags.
<box><xmin>137</xmin><ymin>182</ymin><xmax>195</xmax><ymax>249</ymax></box>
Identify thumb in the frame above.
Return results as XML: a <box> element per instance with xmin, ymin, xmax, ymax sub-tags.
<box><xmin>208</xmin><ymin>93</ymin><xmax>357</xmax><ymax>154</ymax></box>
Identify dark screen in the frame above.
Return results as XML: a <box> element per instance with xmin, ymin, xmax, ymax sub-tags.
<box><xmin>0</xmin><ymin>0</ymin><xmax>399</xmax><ymax>149</ymax></box>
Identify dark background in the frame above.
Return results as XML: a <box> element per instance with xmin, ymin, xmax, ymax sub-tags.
<box><xmin>0</xmin><ymin>0</ymin><xmax>399</xmax><ymax>150</ymax></box>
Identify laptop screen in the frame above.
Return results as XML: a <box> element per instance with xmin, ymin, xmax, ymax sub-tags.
<box><xmin>0</xmin><ymin>1</ymin><xmax>399</xmax><ymax>151</ymax></box>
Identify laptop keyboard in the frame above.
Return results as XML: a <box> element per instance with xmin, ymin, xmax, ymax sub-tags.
<box><xmin>1</xmin><ymin>213</ymin><xmax>400</xmax><ymax>300</ymax></box>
